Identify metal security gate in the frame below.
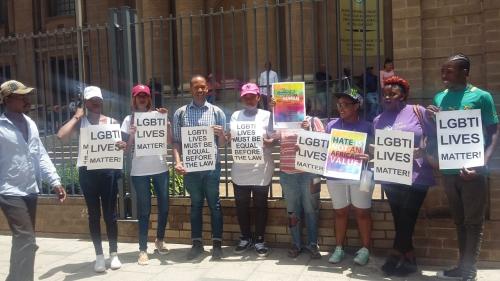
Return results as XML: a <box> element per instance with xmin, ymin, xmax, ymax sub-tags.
<box><xmin>0</xmin><ymin>0</ymin><xmax>388</xmax><ymax>218</ymax></box>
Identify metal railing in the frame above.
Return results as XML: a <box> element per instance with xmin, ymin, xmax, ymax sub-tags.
<box><xmin>0</xmin><ymin>0</ymin><xmax>388</xmax><ymax>217</ymax></box>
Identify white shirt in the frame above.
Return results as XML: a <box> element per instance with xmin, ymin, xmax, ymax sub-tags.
<box><xmin>258</xmin><ymin>70</ymin><xmax>279</xmax><ymax>96</ymax></box>
<box><xmin>0</xmin><ymin>113</ymin><xmax>61</xmax><ymax>196</ymax></box>
<box><xmin>230</xmin><ymin>109</ymin><xmax>274</xmax><ymax>186</ymax></box>
<box><xmin>121</xmin><ymin>114</ymin><xmax>168</xmax><ymax>176</ymax></box>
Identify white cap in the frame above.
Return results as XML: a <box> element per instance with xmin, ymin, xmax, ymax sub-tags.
<box><xmin>83</xmin><ymin>86</ymin><xmax>103</xmax><ymax>100</ymax></box>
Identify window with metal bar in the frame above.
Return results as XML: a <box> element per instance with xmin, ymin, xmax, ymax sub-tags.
<box><xmin>48</xmin><ymin>0</ymin><xmax>75</xmax><ymax>17</ymax></box>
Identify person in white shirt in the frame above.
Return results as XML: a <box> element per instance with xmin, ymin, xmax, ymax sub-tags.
<box><xmin>117</xmin><ymin>84</ymin><xmax>172</xmax><ymax>265</ymax></box>
<box><xmin>258</xmin><ymin>61</ymin><xmax>279</xmax><ymax>110</ymax></box>
<box><xmin>229</xmin><ymin>83</ymin><xmax>274</xmax><ymax>257</ymax></box>
<box><xmin>0</xmin><ymin>80</ymin><xmax>66</xmax><ymax>281</ymax></box>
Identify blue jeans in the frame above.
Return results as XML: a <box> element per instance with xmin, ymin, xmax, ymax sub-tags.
<box><xmin>184</xmin><ymin>164</ymin><xmax>223</xmax><ymax>241</ymax></box>
<box><xmin>131</xmin><ymin>171</ymin><xmax>169</xmax><ymax>251</ymax></box>
<box><xmin>365</xmin><ymin>92</ymin><xmax>380</xmax><ymax>121</ymax></box>
<box><xmin>280</xmin><ymin>172</ymin><xmax>320</xmax><ymax>249</ymax></box>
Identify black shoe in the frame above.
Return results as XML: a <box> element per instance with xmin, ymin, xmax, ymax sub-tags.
<box><xmin>395</xmin><ymin>256</ymin><xmax>418</xmax><ymax>277</ymax></box>
<box><xmin>187</xmin><ymin>240</ymin><xmax>204</xmax><ymax>260</ymax></box>
<box><xmin>212</xmin><ymin>240</ymin><xmax>223</xmax><ymax>260</ymax></box>
<box><xmin>305</xmin><ymin>244</ymin><xmax>321</xmax><ymax>259</ymax></box>
<box><xmin>461</xmin><ymin>268</ymin><xmax>477</xmax><ymax>281</ymax></box>
<box><xmin>255</xmin><ymin>241</ymin><xmax>269</xmax><ymax>257</ymax></box>
<box><xmin>234</xmin><ymin>238</ymin><xmax>253</xmax><ymax>254</ymax></box>
<box><xmin>381</xmin><ymin>254</ymin><xmax>402</xmax><ymax>276</ymax></box>
<box><xmin>437</xmin><ymin>266</ymin><xmax>462</xmax><ymax>280</ymax></box>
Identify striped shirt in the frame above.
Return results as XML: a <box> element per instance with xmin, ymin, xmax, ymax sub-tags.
<box><xmin>172</xmin><ymin>100</ymin><xmax>226</xmax><ymax>144</ymax></box>
<box><xmin>279</xmin><ymin>116</ymin><xmax>325</xmax><ymax>174</ymax></box>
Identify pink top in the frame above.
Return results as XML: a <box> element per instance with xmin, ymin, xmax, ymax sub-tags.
<box><xmin>379</xmin><ymin>70</ymin><xmax>395</xmax><ymax>88</ymax></box>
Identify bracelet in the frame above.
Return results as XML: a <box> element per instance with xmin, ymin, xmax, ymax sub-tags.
<box><xmin>73</xmin><ymin>116</ymin><xmax>81</xmax><ymax>121</ymax></box>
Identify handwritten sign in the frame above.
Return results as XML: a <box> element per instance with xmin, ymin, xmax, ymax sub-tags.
<box><xmin>374</xmin><ymin>129</ymin><xmax>414</xmax><ymax>185</ymax></box>
<box><xmin>181</xmin><ymin>126</ymin><xmax>216</xmax><ymax>172</ymax></box>
<box><xmin>436</xmin><ymin>109</ymin><xmax>484</xmax><ymax>169</ymax></box>
<box><xmin>324</xmin><ymin>129</ymin><xmax>367</xmax><ymax>180</ymax></box>
<box><xmin>86</xmin><ymin>124</ymin><xmax>123</xmax><ymax>170</ymax></box>
<box><xmin>134</xmin><ymin>112</ymin><xmax>168</xmax><ymax>156</ymax></box>
<box><xmin>230</xmin><ymin>121</ymin><xmax>264</xmax><ymax>163</ymax></box>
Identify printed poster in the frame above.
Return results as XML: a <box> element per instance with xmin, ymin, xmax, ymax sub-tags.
<box><xmin>324</xmin><ymin>129</ymin><xmax>367</xmax><ymax>180</ymax></box>
<box><xmin>272</xmin><ymin>82</ymin><xmax>306</xmax><ymax>129</ymax></box>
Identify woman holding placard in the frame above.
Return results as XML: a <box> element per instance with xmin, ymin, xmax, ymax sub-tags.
<box><xmin>57</xmin><ymin>86</ymin><xmax>122</xmax><ymax>273</ymax></box>
<box><xmin>325</xmin><ymin>88</ymin><xmax>373</xmax><ymax>266</ymax></box>
<box><xmin>118</xmin><ymin>84</ymin><xmax>172</xmax><ymax>265</ymax></box>
<box><xmin>228</xmin><ymin>83</ymin><xmax>275</xmax><ymax>257</ymax></box>
<box><xmin>373</xmin><ymin>76</ymin><xmax>435</xmax><ymax>277</ymax></box>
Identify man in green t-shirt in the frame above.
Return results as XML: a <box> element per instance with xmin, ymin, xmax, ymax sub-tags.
<box><xmin>427</xmin><ymin>54</ymin><xmax>500</xmax><ymax>281</ymax></box>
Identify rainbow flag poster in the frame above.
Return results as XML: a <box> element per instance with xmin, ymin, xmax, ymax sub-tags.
<box><xmin>272</xmin><ymin>82</ymin><xmax>306</xmax><ymax>129</ymax></box>
<box><xmin>323</xmin><ymin>129</ymin><xmax>367</xmax><ymax>180</ymax></box>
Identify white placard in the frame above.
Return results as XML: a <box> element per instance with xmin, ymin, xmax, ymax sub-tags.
<box><xmin>294</xmin><ymin>131</ymin><xmax>330</xmax><ymax>175</ymax></box>
<box><xmin>436</xmin><ymin>109</ymin><xmax>484</xmax><ymax>169</ymax></box>
<box><xmin>374</xmin><ymin>129</ymin><xmax>414</xmax><ymax>186</ymax></box>
<box><xmin>230</xmin><ymin>121</ymin><xmax>264</xmax><ymax>164</ymax></box>
<box><xmin>134</xmin><ymin>112</ymin><xmax>168</xmax><ymax>156</ymax></box>
<box><xmin>77</xmin><ymin>127</ymin><xmax>89</xmax><ymax>167</ymax></box>
<box><xmin>86</xmin><ymin>124</ymin><xmax>123</xmax><ymax>170</ymax></box>
<box><xmin>181</xmin><ymin>126</ymin><xmax>216</xmax><ymax>172</ymax></box>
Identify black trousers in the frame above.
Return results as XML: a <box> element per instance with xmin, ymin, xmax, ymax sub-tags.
<box><xmin>0</xmin><ymin>194</ymin><xmax>38</xmax><ymax>281</ymax></box>
<box><xmin>79</xmin><ymin>167</ymin><xmax>119</xmax><ymax>255</ymax></box>
<box><xmin>233</xmin><ymin>184</ymin><xmax>270</xmax><ymax>241</ymax></box>
<box><xmin>383</xmin><ymin>184</ymin><xmax>428</xmax><ymax>254</ymax></box>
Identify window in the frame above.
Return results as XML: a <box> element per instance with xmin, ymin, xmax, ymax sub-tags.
<box><xmin>49</xmin><ymin>0</ymin><xmax>75</xmax><ymax>17</ymax></box>
<box><xmin>0</xmin><ymin>0</ymin><xmax>7</xmax><ymax>24</ymax></box>
<box><xmin>0</xmin><ymin>65</ymin><xmax>11</xmax><ymax>83</ymax></box>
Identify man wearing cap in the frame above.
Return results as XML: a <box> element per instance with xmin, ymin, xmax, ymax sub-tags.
<box><xmin>0</xmin><ymin>80</ymin><xmax>66</xmax><ymax>281</ymax></box>
<box><xmin>228</xmin><ymin>83</ymin><xmax>274</xmax><ymax>257</ymax></box>
<box><xmin>172</xmin><ymin>75</ymin><xmax>227</xmax><ymax>260</ymax></box>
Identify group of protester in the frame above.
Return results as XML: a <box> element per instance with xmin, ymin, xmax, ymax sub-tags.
<box><xmin>0</xmin><ymin>53</ymin><xmax>497</xmax><ymax>281</ymax></box>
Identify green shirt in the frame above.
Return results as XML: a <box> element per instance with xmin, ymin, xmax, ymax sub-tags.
<box><xmin>433</xmin><ymin>84</ymin><xmax>499</xmax><ymax>174</ymax></box>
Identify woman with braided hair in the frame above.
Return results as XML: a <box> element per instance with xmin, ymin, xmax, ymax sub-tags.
<box><xmin>373</xmin><ymin>76</ymin><xmax>436</xmax><ymax>277</ymax></box>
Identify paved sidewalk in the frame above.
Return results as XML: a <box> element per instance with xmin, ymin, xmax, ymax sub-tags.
<box><xmin>0</xmin><ymin>235</ymin><xmax>498</xmax><ymax>281</ymax></box>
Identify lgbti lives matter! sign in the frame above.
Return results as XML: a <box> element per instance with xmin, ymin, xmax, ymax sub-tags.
<box><xmin>374</xmin><ymin>129</ymin><xmax>414</xmax><ymax>185</ymax></box>
<box><xmin>85</xmin><ymin>124</ymin><xmax>123</xmax><ymax>170</ymax></box>
<box><xmin>181</xmin><ymin>126</ymin><xmax>216</xmax><ymax>172</ymax></box>
<box><xmin>294</xmin><ymin>131</ymin><xmax>330</xmax><ymax>175</ymax></box>
<box><xmin>230</xmin><ymin>121</ymin><xmax>264</xmax><ymax>163</ymax></box>
<box><xmin>324</xmin><ymin>129</ymin><xmax>367</xmax><ymax>180</ymax></box>
<box><xmin>272</xmin><ymin>82</ymin><xmax>306</xmax><ymax>129</ymax></box>
<box><xmin>134</xmin><ymin>112</ymin><xmax>168</xmax><ymax>156</ymax></box>
<box><xmin>436</xmin><ymin>109</ymin><xmax>484</xmax><ymax>169</ymax></box>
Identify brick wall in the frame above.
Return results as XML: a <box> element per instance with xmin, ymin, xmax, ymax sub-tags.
<box><xmin>3</xmin><ymin>191</ymin><xmax>500</xmax><ymax>263</ymax></box>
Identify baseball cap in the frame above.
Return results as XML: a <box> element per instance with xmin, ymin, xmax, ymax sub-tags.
<box><xmin>240</xmin><ymin>83</ymin><xmax>260</xmax><ymax>97</ymax></box>
<box><xmin>335</xmin><ymin>88</ymin><xmax>363</xmax><ymax>106</ymax></box>
<box><xmin>132</xmin><ymin>84</ymin><xmax>151</xmax><ymax>97</ymax></box>
<box><xmin>83</xmin><ymin>86</ymin><xmax>103</xmax><ymax>100</ymax></box>
<box><xmin>0</xmin><ymin>80</ymin><xmax>35</xmax><ymax>104</ymax></box>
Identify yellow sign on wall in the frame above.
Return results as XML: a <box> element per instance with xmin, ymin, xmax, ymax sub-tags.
<box><xmin>340</xmin><ymin>0</ymin><xmax>384</xmax><ymax>56</ymax></box>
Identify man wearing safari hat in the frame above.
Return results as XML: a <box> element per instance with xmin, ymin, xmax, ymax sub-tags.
<box><xmin>0</xmin><ymin>80</ymin><xmax>66</xmax><ymax>281</ymax></box>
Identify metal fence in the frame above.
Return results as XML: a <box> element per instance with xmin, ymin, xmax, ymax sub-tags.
<box><xmin>0</xmin><ymin>0</ymin><xmax>387</xmax><ymax>218</ymax></box>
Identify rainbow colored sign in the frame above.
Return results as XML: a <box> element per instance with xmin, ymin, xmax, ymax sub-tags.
<box><xmin>272</xmin><ymin>82</ymin><xmax>306</xmax><ymax>129</ymax></box>
<box><xmin>324</xmin><ymin>129</ymin><xmax>367</xmax><ymax>180</ymax></box>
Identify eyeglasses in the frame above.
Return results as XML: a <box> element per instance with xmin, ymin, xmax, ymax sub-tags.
<box><xmin>336</xmin><ymin>102</ymin><xmax>355</xmax><ymax>109</ymax></box>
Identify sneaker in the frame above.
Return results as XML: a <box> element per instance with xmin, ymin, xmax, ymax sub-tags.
<box><xmin>94</xmin><ymin>254</ymin><xmax>106</xmax><ymax>273</ymax></box>
<box><xmin>212</xmin><ymin>240</ymin><xmax>223</xmax><ymax>260</ymax></box>
<box><xmin>306</xmin><ymin>244</ymin><xmax>321</xmax><ymax>259</ymax></box>
<box><xmin>234</xmin><ymin>238</ymin><xmax>253</xmax><ymax>254</ymax></box>
<box><xmin>138</xmin><ymin>251</ymin><xmax>149</xmax><ymax>265</ymax></box>
<box><xmin>394</xmin><ymin>256</ymin><xmax>417</xmax><ymax>277</ymax></box>
<box><xmin>187</xmin><ymin>240</ymin><xmax>204</xmax><ymax>260</ymax></box>
<box><xmin>254</xmin><ymin>242</ymin><xmax>269</xmax><ymax>257</ymax></box>
<box><xmin>109</xmin><ymin>252</ymin><xmax>122</xmax><ymax>270</ymax></box>
<box><xmin>328</xmin><ymin>246</ymin><xmax>345</xmax><ymax>264</ymax></box>
<box><xmin>381</xmin><ymin>254</ymin><xmax>402</xmax><ymax>276</ymax></box>
<box><xmin>437</xmin><ymin>266</ymin><xmax>462</xmax><ymax>280</ymax></box>
<box><xmin>287</xmin><ymin>245</ymin><xmax>302</xmax><ymax>258</ymax></box>
<box><xmin>155</xmin><ymin>239</ymin><xmax>169</xmax><ymax>255</ymax></box>
<box><xmin>353</xmin><ymin>247</ymin><xmax>370</xmax><ymax>266</ymax></box>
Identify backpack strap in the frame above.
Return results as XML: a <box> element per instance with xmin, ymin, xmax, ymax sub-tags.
<box><xmin>413</xmin><ymin>104</ymin><xmax>425</xmax><ymax>133</ymax></box>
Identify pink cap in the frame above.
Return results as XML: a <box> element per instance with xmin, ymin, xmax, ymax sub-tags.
<box><xmin>240</xmin><ymin>83</ymin><xmax>260</xmax><ymax>97</ymax></box>
<box><xmin>132</xmin><ymin>84</ymin><xmax>151</xmax><ymax>97</ymax></box>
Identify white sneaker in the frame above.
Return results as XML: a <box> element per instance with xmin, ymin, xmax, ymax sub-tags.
<box><xmin>94</xmin><ymin>254</ymin><xmax>106</xmax><ymax>273</ymax></box>
<box><xmin>155</xmin><ymin>239</ymin><xmax>169</xmax><ymax>255</ymax></box>
<box><xmin>109</xmin><ymin>252</ymin><xmax>122</xmax><ymax>270</ymax></box>
<box><xmin>138</xmin><ymin>251</ymin><xmax>149</xmax><ymax>265</ymax></box>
